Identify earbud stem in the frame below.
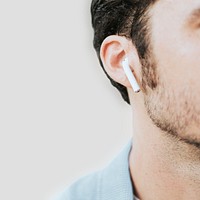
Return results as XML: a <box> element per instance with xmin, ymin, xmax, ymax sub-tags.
<box><xmin>122</xmin><ymin>57</ymin><xmax>140</xmax><ymax>93</ymax></box>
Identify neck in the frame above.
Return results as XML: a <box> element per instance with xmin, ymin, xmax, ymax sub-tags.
<box><xmin>129</xmin><ymin>92</ymin><xmax>200</xmax><ymax>200</ymax></box>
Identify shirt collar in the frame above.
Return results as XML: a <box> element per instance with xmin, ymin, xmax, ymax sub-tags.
<box><xmin>99</xmin><ymin>139</ymin><xmax>135</xmax><ymax>200</ymax></box>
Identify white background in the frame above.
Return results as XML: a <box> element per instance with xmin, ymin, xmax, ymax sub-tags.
<box><xmin>0</xmin><ymin>1</ymin><xmax>132</xmax><ymax>199</ymax></box>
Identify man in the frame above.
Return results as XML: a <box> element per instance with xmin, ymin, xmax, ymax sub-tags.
<box><xmin>57</xmin><ymin>0</ymin><xmax>200</xmax><ymax>199</ymax></box>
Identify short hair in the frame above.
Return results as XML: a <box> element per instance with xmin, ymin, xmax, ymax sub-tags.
<box><xmin>91</xmin><ymin>0</ymin><xmax>157</xmax><ymax>104</ymax></box>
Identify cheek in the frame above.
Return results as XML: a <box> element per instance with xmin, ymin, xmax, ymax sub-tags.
<box><xmin>150</xmin><ymin>1</ymin><xmax>200</xmax><ymax>91</ymax></box>
<box><xmin>153</xmin><ymin>33</ymin><xmax>200</xmax><ymax>91</ymax></box>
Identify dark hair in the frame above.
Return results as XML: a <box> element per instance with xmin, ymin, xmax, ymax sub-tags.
<box><xmin>91</xmin><ymin>0</ymin><xmax>157</xmax><ymax>104</ymax></box>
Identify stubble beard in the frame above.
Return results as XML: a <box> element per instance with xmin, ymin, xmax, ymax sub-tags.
<box><xmin>141</xmin><ymin>52</ymin><xmax>200</xmax><ymax>149</ymax></box>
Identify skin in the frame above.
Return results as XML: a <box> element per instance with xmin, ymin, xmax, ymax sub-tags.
<box><xmin>100</xmin><ymin>0</ymin><xmax>200</xmax><ymax>199</ymax></box>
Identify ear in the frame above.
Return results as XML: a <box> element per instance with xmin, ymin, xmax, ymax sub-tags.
<box><xmin>100</xmin><ymin>35</ymin><xmax>141</xmax><ymax>89</ymax></box>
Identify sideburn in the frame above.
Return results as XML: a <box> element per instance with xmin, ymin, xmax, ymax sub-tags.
<box><xmin>141</xmin><ymin>52</ymin><xmax>159</xmax><ymax>94</ymax></box>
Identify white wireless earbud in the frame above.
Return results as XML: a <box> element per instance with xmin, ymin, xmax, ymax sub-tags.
<box><xmin>122</xmin><ymin>57</ymin><xmax>140</xmax><ymax>93</ymax></box>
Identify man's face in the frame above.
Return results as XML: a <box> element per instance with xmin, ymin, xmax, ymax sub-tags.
<box><xmin>143</xmin><ymin>0</ymin><xmax>200</xmax><ymax>147</ymax></box>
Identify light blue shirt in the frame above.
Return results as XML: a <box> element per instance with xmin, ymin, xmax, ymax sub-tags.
<box><xmin>55</xmin><ymin>140</ymin><xmax>139</xmax><ymax>200</ymax></box>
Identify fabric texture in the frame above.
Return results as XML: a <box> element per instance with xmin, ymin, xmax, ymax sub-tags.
<box><xmin>55</xmin><ymin>139</ymin><xmax>139</xmax><ymax>200</ymax></box>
